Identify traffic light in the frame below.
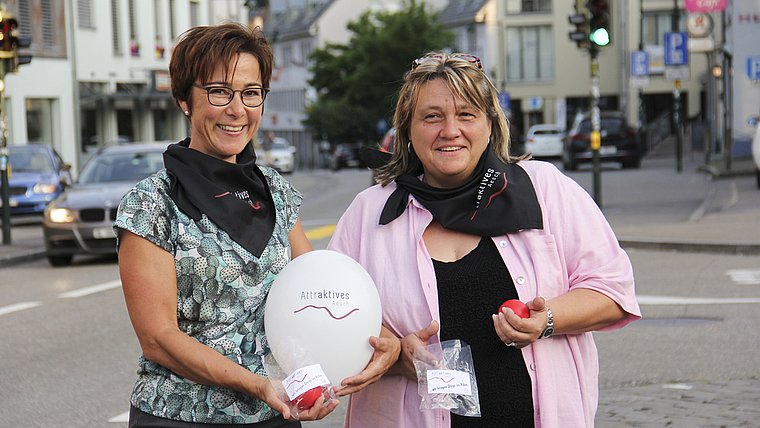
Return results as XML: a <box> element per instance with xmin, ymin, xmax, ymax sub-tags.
<box><xmin>568</xmin><ymin>12</ymin><xmax>589</xmax><ymax>49</ymax></box>
<box><xmin>0</xmin><ymin>9</ymin><xmax>32</xmax><ymax>75</ymax></box>
<box><xmin>588</xmin><ymin>0</ymin><xmax>611</xmax><ymax>47</ymax></box>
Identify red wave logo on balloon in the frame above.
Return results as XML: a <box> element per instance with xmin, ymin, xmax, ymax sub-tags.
<box><xmin>294</xmin><ymin>305</ymin><xmax>360</xmax><ymax>320</ymax></box>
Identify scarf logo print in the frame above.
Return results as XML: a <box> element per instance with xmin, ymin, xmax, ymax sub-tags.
<box><xmin>471</xmin><ymin>168</ymin><xmax>507</xmax><ymax>220</ymax></box>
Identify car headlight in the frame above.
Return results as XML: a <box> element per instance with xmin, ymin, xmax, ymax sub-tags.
<box><xmin>33</xmin><ymin>182</ymin><xmax>57</xmax><ymax>194</ymax></box>
<box><xmin>48</xmin><ymin>207</ymin><xmax>75</xmax><ymax>223</ymax></box>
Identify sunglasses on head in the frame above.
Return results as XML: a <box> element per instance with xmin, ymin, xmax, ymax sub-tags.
<box><xmin>411</xmin><ymin>54</ymin><xmax>482</xmax><ymax>71</ymax></box>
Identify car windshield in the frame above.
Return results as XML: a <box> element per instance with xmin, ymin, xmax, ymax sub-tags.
<box><xmin>534</xmin><ymin>129</ymin><xmax>561</xmax><ymax>136</ymax></box>
<box><xmin>78</xmin><ymin>151</ymin><xmax>165</xmax><ymax>183</ymax></box>
<box><xmin>578</xmin><ymin>118</ymin><xmax>626</xmax><ymax>134</ymax></box>
<box><xmin>8</xmin><ymin>148</ymin><xmax>55</xmax><ymax>173</ymax></box>
<box><xmin>272</xmin><ymin>140</ymin><xmax>289</xmax><ymax>150</ymax></box>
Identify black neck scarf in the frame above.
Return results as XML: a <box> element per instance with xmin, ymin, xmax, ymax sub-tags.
<box><xmin>379</xmin><ymin>146</ymin><xmax>543</xmax><ymax>236</ymax></box>
<box><xmin>163</xmin><ymin>138</ymin><xmax>275</xmax><ymax>257</ymax></box>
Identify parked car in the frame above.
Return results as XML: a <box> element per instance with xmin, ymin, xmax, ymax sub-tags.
<box><xmin>256</xmin><ymin>136</ymin><xmax>296</xmax><ymax>174</ymax></box>
<box><xmin>562</xmin><ymin>111</ymin><xmax>641</xmax><ymax>170</ymax></box>
<box><xmin>525</xmin><ymin>124</ymin><xmax>565</xmax><ymax>158</ymax></box>
<box><xmin>0</xmin><ymin>145</ymin><xmax>72</xmax><ymax>215</ymax></box>
<box><xmin>42</xmin><ymin>142</ymin><xmax>170</xmax><ymax>266</ymax></box>
<box><xmin>330</xmin><ymin>143</ymin><xmax>367</xmax><ymax>170</ymax></box>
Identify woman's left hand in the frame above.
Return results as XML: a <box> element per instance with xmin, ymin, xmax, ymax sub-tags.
<box><xmin>335</xmin><ymin>326</ymin><xmax>401</xmax><ymax>397</ymax></box>
<box><xmin>492</xmin><ymin>296</ymin><xmax>549</xmax><ymax>349</ymax></box>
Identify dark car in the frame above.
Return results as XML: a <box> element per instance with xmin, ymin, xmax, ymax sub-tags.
<box><xmin>330</xmin><ymin>143</ymin><xmax>367</xmax><ymax>171</ymax></box>
<box><xmin>0</xmin><ymin>145</ymin><xmax>72</xmax><ymax>215</ymax></box>
<box><xmin>562</xmin><ymin>111</ymin><xmax>642</xmax><ymax>171</ymax></box>
<box><xmin>43</xmin><ymin>142</ymin><xmax>170</xmax><ymax>266</ymax></box>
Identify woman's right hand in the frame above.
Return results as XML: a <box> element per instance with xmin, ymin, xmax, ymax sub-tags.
<box><xmin>253</xmin><ymin>375</ymin><xmax>339</xmax><ymax>422</ymax></box>
<box><xmin>390</xmin><ymin>320</ymin><xmax>439</xmax><ymax>382</ymax></box>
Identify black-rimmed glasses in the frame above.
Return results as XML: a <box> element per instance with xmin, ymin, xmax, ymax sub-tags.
<box><xmin>192</xmin><ymin>83</ymin><xmax>270</xmax><ymax>108</ymax></box>
<box><xmin>411</xmin><ymin>54</ymin><xmax>482</xmax><ymax>71</ymax></box>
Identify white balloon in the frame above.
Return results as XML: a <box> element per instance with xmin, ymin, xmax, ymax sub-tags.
<box><xmin>265</xmin><ymin>250</ymin><xmax>382</xmax><ymax>387</ymax></box>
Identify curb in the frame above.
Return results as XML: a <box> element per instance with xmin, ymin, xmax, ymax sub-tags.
<box><xmin>0</xmin><ymin>246</ymin><xmax>47</xmax><ymax>267</ymax></box>
<box><xmin>618</xmin><ymin>237</ymin><xmax>760</xmax><ymax>255</ymax></box>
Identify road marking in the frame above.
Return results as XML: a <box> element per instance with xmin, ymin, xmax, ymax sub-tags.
<box><xmin>0</xmin><ymin>301</ymin><xmax>43</xmax><ymax>316</ymax></box>
<box><xmin>109</xmin><ymin>411</ymin><xmax>129</xmax><ymax>423</ymax></box>
<box><xmin>637</xmin><ymin>295</ymin><xmax>760</xmax><ymax>305</ymax></box>
<box><xmin>58</xmin><ymin>280</ymin><xmax>122</xmax><ymax>299</ymax></box>
<box><xmin>726</xmin><ymin>269</ymin><xmax>760</xmax><ymax>285</ymax></box>
<box><xmin>305</xmin><ymin>224</ymin><xmax>336</xmax><ymax>240</ymax></box>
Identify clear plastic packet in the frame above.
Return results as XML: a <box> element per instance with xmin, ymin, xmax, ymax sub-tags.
<box><xmin>413</xmin><ymin>339</ymin><xmax>481</xmax><ymax>417</ymax></box>
<box><xmin>263</xmin><ymin>336</ymin><xmax>335</xmax><ymax>420</ymax></box>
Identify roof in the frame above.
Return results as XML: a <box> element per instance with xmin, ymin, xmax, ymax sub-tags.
<box><xmin>437</xmin><ymin>0</ymin><xmax>490</xmax><ymax>27</ymax></box>
<box><xmin>262</xmin><ymin>0</ymin><xmax>336</xmax><ymax>42</ymax></box>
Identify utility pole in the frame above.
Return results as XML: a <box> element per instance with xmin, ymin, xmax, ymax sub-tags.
<box><xmin>569</xmin><ymin>0</ymin><xmax>611</xmax><ymax>207</ymax></box>
<box><xmin>0</xmin><ymin>6</ymin><xmax>33</xmax><ymax>244</ymax></box>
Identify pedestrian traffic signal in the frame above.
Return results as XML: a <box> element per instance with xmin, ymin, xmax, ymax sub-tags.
<box><xmin>588</xmin><ymin>0</ymin><xmax>611</xmax><ymax>47</ymax></box>
<box><xmin>568</xmin><ymin>12</ymin><xmax>589</xmax><ymax>49</ymax></box>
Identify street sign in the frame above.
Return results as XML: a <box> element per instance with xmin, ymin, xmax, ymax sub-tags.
<box><xmin>747</xmin><ymin>56</ymin><xmax>760</xmax><ymax>80</ymax></box>
<box><xmin>631</xmin><ymin>51</ymin><xmax>649</xmax><ymax>76</ymax></box>
<box><xmin>664</xmin><ymin>32</ymin><xmax>689</xmax><ymax>66</ymax></box>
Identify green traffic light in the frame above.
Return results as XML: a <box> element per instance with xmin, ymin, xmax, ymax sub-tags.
<box><xmin>590</xmin><ymin>28</ymin><xmax>610</xmax><ymax>46</ymax></box>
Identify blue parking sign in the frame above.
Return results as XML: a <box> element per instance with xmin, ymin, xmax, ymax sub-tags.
<box><xmin>664</xmin><ymin>32</ymin><xmax>689</xmax><ymax>66</ymax></box>
<box><xmin>631</xmin><ymin>51</ymin><xmax>649</xmax><ymax>76</ymax></box>
<box><xmin>748</xmin><ymin>56</ymin><xmax>760</xmax><ymax>80</ymax></box>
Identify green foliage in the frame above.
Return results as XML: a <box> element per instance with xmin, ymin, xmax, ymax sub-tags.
<box><xmin>305</xmin><ymin>0</ymin><xmax>454</xmax><ymax>146</ymax></box>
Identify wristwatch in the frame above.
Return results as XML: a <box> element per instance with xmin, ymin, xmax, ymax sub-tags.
<box><xmin>539</xmin><ymin>307</ymin><xmax>554</xmax><ymax>339</ymax></box>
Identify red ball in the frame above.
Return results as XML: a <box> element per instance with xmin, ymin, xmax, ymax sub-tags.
<box><xmin>499</xmin><ymin>299</ymin><xmax>530</xmax><ymax>319</ymax></box>
<box><xmin>292</xmin><ymin>386</ymin><xmax>323</xmax><ymax>410</ymax></box>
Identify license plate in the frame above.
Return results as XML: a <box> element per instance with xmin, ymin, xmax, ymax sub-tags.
<box><xmin>600</xmin><ymin>146</ymin><xmax>617</xmax><ymax>155</ymax></box>
<box><xmin>93</xmin><ymin>227</ymin><xmax>116</xmax><ymax>239</ymax></box>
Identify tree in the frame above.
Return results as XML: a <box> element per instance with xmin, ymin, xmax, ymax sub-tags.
<box><xmin>304</xmin><ymin>0</ymin><xmax>454</xmax><ymax>147</ymax></box>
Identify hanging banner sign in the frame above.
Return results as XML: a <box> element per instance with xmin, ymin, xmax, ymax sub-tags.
<box><xmin>685</xmin><ymin>0</ymin><xmax>728</xmax><ymax>13</ymax></box>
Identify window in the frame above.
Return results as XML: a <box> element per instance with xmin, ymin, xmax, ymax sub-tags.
<box><xmin>26</xmin><ymin>99</ymin><xmax>55</xmax><ymax>145</ymax></box>
<box><xmin>112</xmin><ymin>0</ymin><xmax>122</xmax><ymax>55</ymax></box>
<box><xmin>190</xmin><ymin>1</ymin><xmax>199</xmax><ymax>27</ymax></box>
<box><xmin>78</xmin><ymin>0</ymin><xmax>94</xmax><ymax>29</ymax></box>
<box><xmin>506</xmin><ymin>26</ymin><xmax>553</xmax><ymax>82</ymax></box>
<box><xmin>506</xmin><ymin>0</ymin><xmax>551</xmax><ymax>14</ymax></box>
<box><xmin>641</xmin><ymin>10</ymin><xmax>686</xmax><ymax>47</ymax></box>
<box><xmin>11</xmin><ymin>0</ymin><xmax>66</xmax><ymax>57</ymax></box>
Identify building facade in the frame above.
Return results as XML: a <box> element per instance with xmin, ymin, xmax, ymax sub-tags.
<box><xmin>3</xmin><ymin>0</ymin><xmax>748</xmax><ymax>174</ymax></box>
<box><xmin>3</xmin><ymin>0</ymin><xmax>249</xmax><ymax>172</ymax></box>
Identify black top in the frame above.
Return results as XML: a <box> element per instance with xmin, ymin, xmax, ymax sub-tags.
<box><xmin>433</xmin><ymin>237</ymin><xmax>535</xmax><ymax>427</ymax></box>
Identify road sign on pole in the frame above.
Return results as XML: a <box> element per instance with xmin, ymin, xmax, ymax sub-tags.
<box><xmin>665</xmin><ymin>32</ymin><xmax>689</xmax><ymax>66</ymax></box>
<box><xmin>631</xmin><ymin>51</ymin><xmax>650</xmax><ymax>87</ymax></box>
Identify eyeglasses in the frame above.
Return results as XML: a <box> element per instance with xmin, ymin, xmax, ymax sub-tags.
<box><xmin>192</xmin><ymin>83</ymin><xmax>270</xmax><ymax>108</ymax></box>
<box><xmin>411</xmin><ymin>54</ymin><xmax>482</xmax><ymax>71</ymax></box>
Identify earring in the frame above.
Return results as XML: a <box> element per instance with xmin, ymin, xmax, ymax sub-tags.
<box><xmin>184</xmin><ymin>111</ymin><xmax>190</xmax><ymax>116</ymax></box>
<box><xmin>407</xmin><ymin>141</ymin><xmax>412</xmax><ymax>152</ymax></box>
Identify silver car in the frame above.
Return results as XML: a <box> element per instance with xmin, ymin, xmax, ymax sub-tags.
<box><xmin>43</xmin><ymin>142</ymin><xmax>170</xmax><ymax>266</ymax></box>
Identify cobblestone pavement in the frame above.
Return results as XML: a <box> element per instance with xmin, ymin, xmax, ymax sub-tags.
<box><xmin>596</xmin><ymin>379</ymin><xmax>760</xmax><ymax>428</ymax></box>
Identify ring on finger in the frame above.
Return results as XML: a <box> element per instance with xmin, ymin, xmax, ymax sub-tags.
<box><xmin>506</xmin><ymin>341</ymin><xmax>517</xmax><ymax>347</ymax></box>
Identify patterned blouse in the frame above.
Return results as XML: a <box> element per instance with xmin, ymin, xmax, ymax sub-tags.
<box><xmin>114</xmin><ymin>167</ymin><xmax>302</xmax><ymax>424</ymax></box>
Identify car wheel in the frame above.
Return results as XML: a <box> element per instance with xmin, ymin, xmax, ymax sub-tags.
<box><xmin>621</xmin><ymin>157</ymin><xmax>642</xmax><ymax>169</ymax></box>
<box><xmin>47</xmin><ymin>254</ymin><xmax>73</xmax><ymax>267</ymax></box>
<box><xmin>563</xmin><ymin>157</ymin><xmax>578</xmax><ymax>171</ymax></box>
